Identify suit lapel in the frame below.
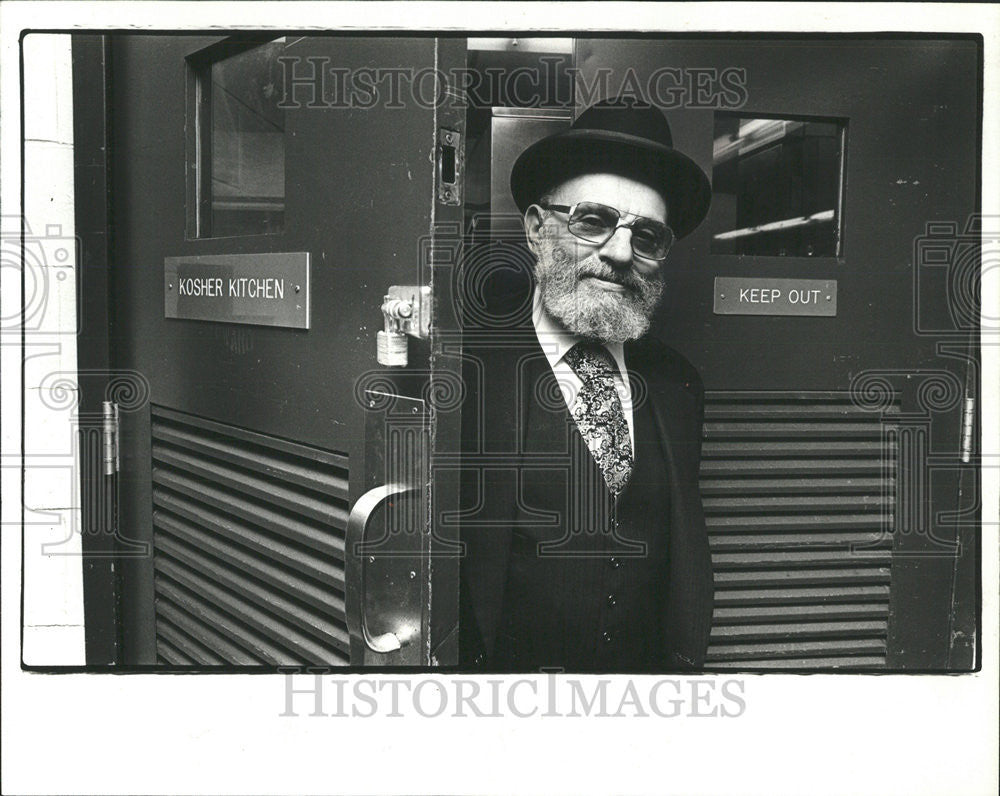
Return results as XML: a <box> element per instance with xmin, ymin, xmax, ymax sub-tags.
<box><xmin>624</xmin><ymin>340</ymin><xmax>691</xmax><ymax>497</ymax></box>
<box><xmin>624</xmin><ymin>338</ymin><xmax>714</xmax><ymax>668</ymax></box>
<box><xmin>465</xmin><ymin>325</ymin><xmax>556</xmax><ymax>658</ymax></box>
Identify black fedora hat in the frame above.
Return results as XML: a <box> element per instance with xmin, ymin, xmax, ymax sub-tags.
<box><xmin>509</xmin><ymin>97</ymin><xmax>711</xmax><ymax>239</ymax></box>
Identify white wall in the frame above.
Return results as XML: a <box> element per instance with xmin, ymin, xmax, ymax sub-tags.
<box><xmin>20</xmin><ymin>33</ymin><xmax>85</xmax><ymax>665</ymax></box>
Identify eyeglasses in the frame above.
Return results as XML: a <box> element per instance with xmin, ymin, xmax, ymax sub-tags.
<box><xmin>539</xmin><ymin>201</ymin><xmax>675</xmax><ymax>261</ymax></box>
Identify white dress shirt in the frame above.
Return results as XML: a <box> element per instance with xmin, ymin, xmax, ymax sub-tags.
<box><xmin>531</xmin><ymin>288</ymin><xmax>636</xmax><ymax>449</ymax></box>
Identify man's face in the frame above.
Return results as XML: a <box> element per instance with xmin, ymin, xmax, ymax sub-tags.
<box><xmin>527</xmin><ymin>172</ymin><xmax>668</xmax><ymax>344</ymax></box>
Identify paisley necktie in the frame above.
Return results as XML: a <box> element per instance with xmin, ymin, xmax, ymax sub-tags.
<box><xmin>563</xmin><ymin>342</ymin><xmax>634</xmax><ymax>496</ymax></box>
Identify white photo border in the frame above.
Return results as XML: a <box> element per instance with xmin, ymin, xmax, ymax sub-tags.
<box><xmin>2</xmin><ymin>3</ymin><xmax>997</xmax><ymax>795</ymax></box>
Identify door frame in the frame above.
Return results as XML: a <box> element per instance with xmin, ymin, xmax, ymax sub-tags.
<box><xmin>73</xmin><ymin>33</ymin><xmax>121</xmax><ymax>666</ymax></box>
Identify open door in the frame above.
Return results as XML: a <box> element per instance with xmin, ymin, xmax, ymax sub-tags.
<box><xmin>79</xmin><ymin>34</ymin><xmax>466</xmax><ymax>666</ymax></box>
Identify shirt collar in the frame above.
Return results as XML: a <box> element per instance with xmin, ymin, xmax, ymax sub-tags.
<box><xmin>531</xmin><ymin>287</ymin><xmax>629</xmax><ymax>383</ymax></box>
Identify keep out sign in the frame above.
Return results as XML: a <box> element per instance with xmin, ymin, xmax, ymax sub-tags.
<box><xmin>713</xmin><ymin>277</ymin><xmax>837</xmax><ymax>317</ymax></box>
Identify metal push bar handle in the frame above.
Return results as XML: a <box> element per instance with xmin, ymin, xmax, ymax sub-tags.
<box><xmin>345</xmin><ymin>483</ymin><xmax>418</xmax><ymax>654</ymax></box>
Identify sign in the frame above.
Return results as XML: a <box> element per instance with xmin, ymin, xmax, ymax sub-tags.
<box><xmin>164</xmin><ymin>253</ymin><xmax>310</xmax><ymax>329</ymax></box>
<box><xmin>713</xmin><ymin>277</ymin><xmax>837</xmax><ymax>317</ymax></box>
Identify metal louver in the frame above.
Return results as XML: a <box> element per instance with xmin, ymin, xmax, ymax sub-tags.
<box><xmin>701</xmin><ymin>392</ymin><xmax>898</xmax><ymax>669</ymax></box>
<box><xmin>150</xmin><ymin>405</ymin><xmax>351</xmax><ymax>665</ymax></box>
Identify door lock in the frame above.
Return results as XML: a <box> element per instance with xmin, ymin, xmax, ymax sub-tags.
<box><xmin>376</xmin><ymin>285</ymin><xmax>431</xmax><ymax>367</ymax></box>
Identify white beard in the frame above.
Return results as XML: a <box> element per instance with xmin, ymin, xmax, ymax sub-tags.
<box><xmin>534</xmin><ymin>229</ymin><xmax>664</xmax><ymax>344</ymax></box>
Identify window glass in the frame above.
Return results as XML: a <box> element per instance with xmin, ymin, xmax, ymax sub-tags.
<box><xmin>204</xmin><ymin>39</ymin><xmax>286</xmax><ymax>237</ymax></box>
<box><xmin>711</xmin><ymin>114</ymin><xmax>844</xmax><ymax>257</ymax></box>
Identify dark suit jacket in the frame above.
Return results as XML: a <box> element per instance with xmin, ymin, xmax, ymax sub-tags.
<box><xmin>459</xmin><ymin>287</ymin><xmax>714</xmax><ymax>671</ymax></box>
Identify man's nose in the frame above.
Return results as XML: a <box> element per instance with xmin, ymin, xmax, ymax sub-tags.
<box><xmin>598</xmin><ymin>226</ymin><xmax>634</xmax><ymax>268</ymax></box>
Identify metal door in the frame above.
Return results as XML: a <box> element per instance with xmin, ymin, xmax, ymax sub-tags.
<box><xmin>574</xmin><ymin>38</ymin><xmax>980</xmax><ymax>670</ymax></box>
<box><xmin>90</xmin><ymin>35</ymin><xmax>466</xmax><ymax>666</ymax></box>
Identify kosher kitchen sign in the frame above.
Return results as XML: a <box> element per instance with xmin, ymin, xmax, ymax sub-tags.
<box><xmin>713</xmin><ymin>277</ymin><xmax>837</xmax><ymax>317</ymax></box>
<box><xmin>164</xmin><ymin>253</ymin><xmax>310</xmax><ymax>329</ymax></box>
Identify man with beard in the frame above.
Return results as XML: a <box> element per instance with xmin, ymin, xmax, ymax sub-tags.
<box><xmin>458</xmin><ymin>98</ymin><xmax>714</xmax><ymax>672</ymax></box>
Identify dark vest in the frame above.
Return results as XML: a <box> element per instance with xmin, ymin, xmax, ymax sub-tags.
<box><xmin>491</xmin><ymin>362</ymin><xmax>672</xmax><ymax>672</ymax></box>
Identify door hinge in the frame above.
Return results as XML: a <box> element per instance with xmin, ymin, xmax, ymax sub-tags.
<box><xmin>960</xmin><ymin>395</ymin><xmax>974</xmax><ymax>464</ymax></box>
<box><xmin>102</xmin><ymin>400</ymin><xmax>120</xmax><ymax>475</ymax></box>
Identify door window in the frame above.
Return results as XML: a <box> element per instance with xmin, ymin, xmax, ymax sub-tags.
<box><xmin>711</xmin><ymin>113</ymin><xmax>846</xmax><ymax>257</ymax></box>
<box><xmin>189</xmin><ymin>38</ymin><xmax>288</xmax><ymax>238</ymax></box>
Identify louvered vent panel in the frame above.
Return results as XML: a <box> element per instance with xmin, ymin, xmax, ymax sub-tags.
<box><xmin>150</xmin><ymin>405</ymin><xmax>351</xmax><ymax>665</ymax></box>
<box><xmin>701</xmin><ymin>392</ymin><xmax>898</xmax><ymax>670</ymax></box>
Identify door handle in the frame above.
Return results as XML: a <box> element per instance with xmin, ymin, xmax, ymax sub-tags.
<box><xmin>346</xmin><ymin>482</ymin><xmax>420</xmax><ymax>655</ymax></box>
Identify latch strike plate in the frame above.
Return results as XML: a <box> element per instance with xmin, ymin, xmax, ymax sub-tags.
<box><xmin>436</xmin><ymin>128</ymin><xmax>463</xmax><ymax>206</ymax></box>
